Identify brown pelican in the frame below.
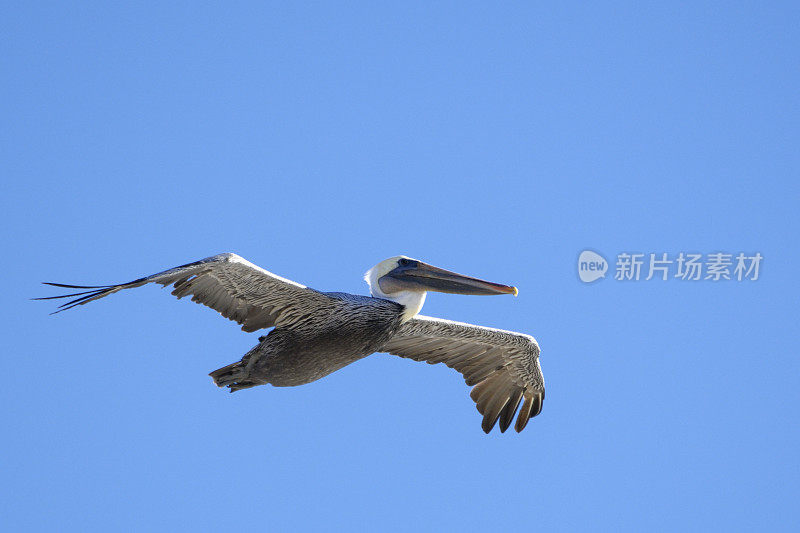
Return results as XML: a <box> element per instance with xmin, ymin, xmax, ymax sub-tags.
<box><xmin>38</xmin><ymin>253</ymin><xmax>544</xmax><ymax>433</ymax></box>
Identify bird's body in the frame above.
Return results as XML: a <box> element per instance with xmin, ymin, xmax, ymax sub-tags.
<box><xmin>39</xmin><ymin>253</ymin><xmax>544</xmax><ymax>433</ymax></box>
<box><xmin>215</xmin><ymin>293</ymin><xmax>403</xmax><ymax>389</ymax></box>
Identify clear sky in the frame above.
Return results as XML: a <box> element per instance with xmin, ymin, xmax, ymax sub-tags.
<box><xmin>3</xmin><ymin>2</ymin><xmax>799</xmax><ymax>531</ymax></box>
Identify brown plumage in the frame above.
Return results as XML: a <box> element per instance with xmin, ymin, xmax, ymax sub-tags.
<box><xmin>37</xmin><ymin>253</ymin><xmax>545</xmax><ymax>433</ymax></box>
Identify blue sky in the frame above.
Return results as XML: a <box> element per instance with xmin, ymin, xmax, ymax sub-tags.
<box><xmin>2</xmin><ymin>2</ymin><xmax>798</xmax><ymax>531</ymax></box>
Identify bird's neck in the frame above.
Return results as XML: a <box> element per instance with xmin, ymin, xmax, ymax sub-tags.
<box><xmin>374</xmin><ymin>290</ymin><xmax>426</xmax><ymax>323</ymax></box>
<box><xmin>395</xmin><ymin>291</ymin><xmax>427</xmax><ymax>322</ymax></box>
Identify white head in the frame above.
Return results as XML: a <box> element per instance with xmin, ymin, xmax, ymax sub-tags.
<box><xmin>364</xmin><ymin>256</ymin><xmax>518</xmax><ymax>323</ymax></box>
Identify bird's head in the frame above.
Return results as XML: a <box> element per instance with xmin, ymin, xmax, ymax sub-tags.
<box><xmin>364</xmin><ymin>256</ymin><xmax>518</xmax><ymax>322</ymax></box>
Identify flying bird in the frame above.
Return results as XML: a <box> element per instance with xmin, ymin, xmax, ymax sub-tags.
<box><xmin>38</xmin><ymin>254</ymin><xmax>544</xmax><ymax>433</ymax></box>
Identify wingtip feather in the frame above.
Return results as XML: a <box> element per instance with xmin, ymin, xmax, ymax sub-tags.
<box><xmin>42</xmin><ymin>282</ymin><xmax>109</xmax><ymax>289</ymax></box>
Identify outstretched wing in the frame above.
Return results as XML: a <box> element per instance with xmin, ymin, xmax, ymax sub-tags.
<box><xmin>380</xmin><ymin>315</ymin><xmax>544</xmax><ymax>433</ymax></box>
<box><xmin>36</xmin><ymin>253</ymin><xmax>338</xmax><ymax>332</ymax></box>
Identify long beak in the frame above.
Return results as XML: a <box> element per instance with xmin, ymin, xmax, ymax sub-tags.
<box><xmin>384</xmin><ymin>261</ymin><xmax>518</xmax><ymax>296</ymax></box>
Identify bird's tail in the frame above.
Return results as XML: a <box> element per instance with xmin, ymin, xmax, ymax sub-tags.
<box><xmin>209</xmin><ymin>361</ymin><xmax>260</xmax><ymax>392</ymax></box>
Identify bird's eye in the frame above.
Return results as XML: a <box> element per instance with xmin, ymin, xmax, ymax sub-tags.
<box><xmin>398</xmin><ymin>258</ymin><xmax>411</xmax><ymax>266</ymax></box>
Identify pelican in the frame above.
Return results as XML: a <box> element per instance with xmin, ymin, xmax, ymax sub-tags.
<box><xmin>38</xmin><ymin>253</ymin><xmax>544</xmax><ymax>433</ymax></box>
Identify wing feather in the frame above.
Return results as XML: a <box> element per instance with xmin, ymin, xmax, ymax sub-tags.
<box><xmin>498</xmin><ymin>388</ymin><xmax>524</xmax><ymax>433</ymax></box>
<box><xmin>36</xmin><ymin>253</ymin><xmax>338</xmax><ymax>331</ymax></box>
<box><xmin>380</xmin><ymin>315</ymin><xmax>544</xmax><ymax>433</ymax></box>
